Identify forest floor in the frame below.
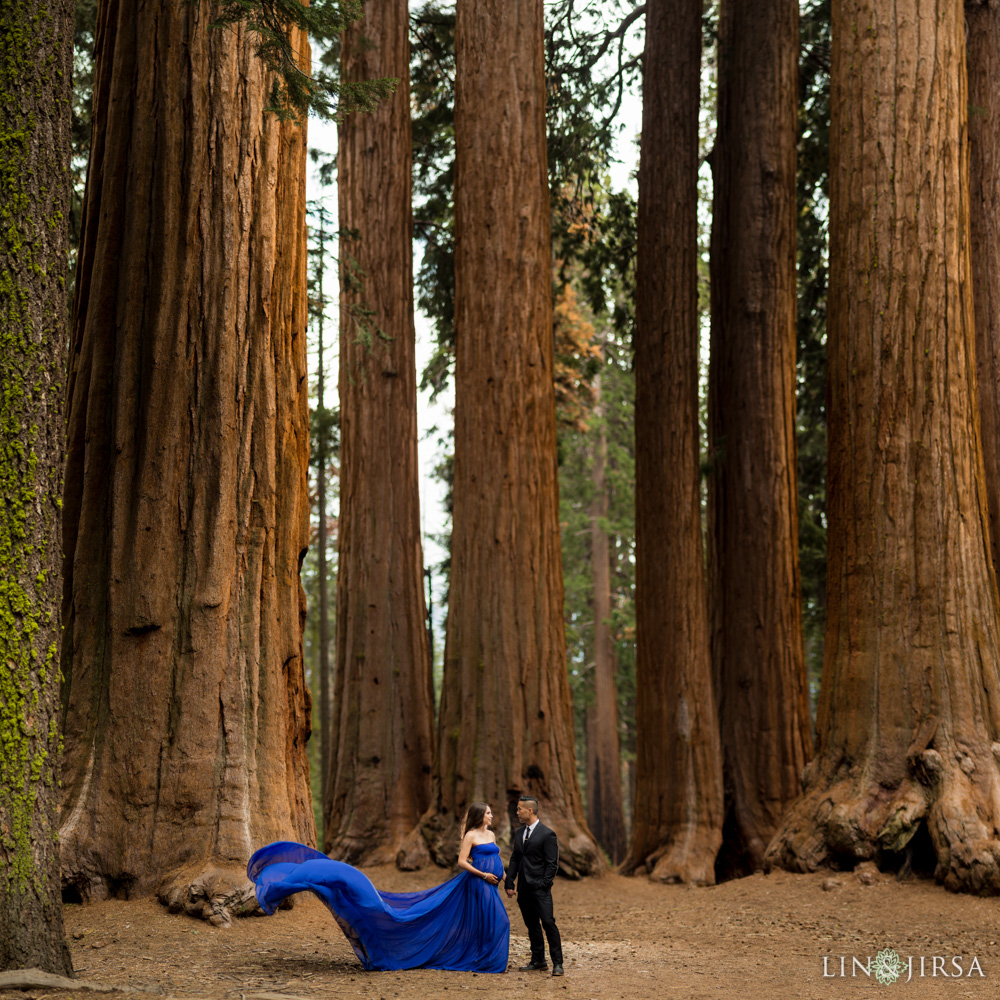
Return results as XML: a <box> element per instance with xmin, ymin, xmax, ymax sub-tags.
<box><xmin>5</xmin><ymin>863</ymin><xmax>1000</xmax><ymax>1000</ymax></box>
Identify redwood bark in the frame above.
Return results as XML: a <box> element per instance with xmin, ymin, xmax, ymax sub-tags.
<box><xmin>624</xmin><ymin>0</ymin><xmax>724</xmax><ymax>885</ymax></box>
<box><xmin>415</xmin><ymin>0</ymin><xmax>602</xmax><ymax>876</ymax></box>
<box><xmin>968</xmin><ymin>0</ymin><xmax>1000</xmax><ymax>580</ymax></box>
<box><xmin>60</xmin><ymin>0</ymin><xmax>315</xmax><ymax>924</ymax></box>
<box><xmin>0</xmin><ymin>0</ymin><xmax>74</xmax><ymax>975</ymax></box>
<box><xmin>766</xmin><ymin>0</ymin><xmax>1000</xmax><ymax>893</ymax></box>
<box><xmin>709</xmin><ymin>0</ymin><xmax>812</xmax><ymax>877</ymax></box>
<box><xmin>585</xmin><ymin>368</ymin><xmax>628</xmax><ymax>864</ymax></box>
<box><xmin>325</xmin><ymin>0</ymin><xmax>436</xmax><ymax>865</ymax></box>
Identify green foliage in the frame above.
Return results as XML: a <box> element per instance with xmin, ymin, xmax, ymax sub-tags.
<box><xmin>411</xmin><ymin>3</ymin><xmax>456</xmax><ymax>402</ymax></box>
<box><xmin>306</xmin><ymin>202</ymin><xmax>340</xmax><ymax>472</ymax></box>
<box><xmin>211</xmin><ymin>0</ymin><xmax>397</xmax><ymax>120</ymax></box>
<box><xmin>797</xmin><ymin>0</ymin><xmax>830</xmax><ymax>710</ymax></box>
<box><xmin>69</xmin><ymin>0</ymin><xmax>96</xmax><ymax>284</ymax></box>
<box><xmin>558</xmin><ymin>323</ymin><xmax>636</xmax><ymax>804</ymax></box>
<box><xmin>302</xmin><ymin>199</ymin><xmax>339</xmax><ymax>842</ymax></box>
<box><xmin>546</xmin><ymin>1</ymin><xmax>642</xmax><ymax>290</ymax></box>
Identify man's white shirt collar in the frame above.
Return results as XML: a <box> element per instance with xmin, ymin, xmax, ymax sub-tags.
<box><xmin>524</xmin><ymin>819</ymin><xmax>540</xmax><ymax>839</ymax></box>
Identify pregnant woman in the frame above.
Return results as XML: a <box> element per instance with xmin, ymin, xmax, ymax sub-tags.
<box><xmin>247</xmin><ymin>802</ymin><xmax>510</xmax><ymax>973</ymax></box>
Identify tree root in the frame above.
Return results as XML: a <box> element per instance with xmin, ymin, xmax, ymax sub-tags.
<box><xmin>766</xmin><ymin>743</ymin><xmax>1000</xmax><ymax>894</ymax></box>
<box><xmin>0</xmin><ymin>968</ymin><xmax>155</xmax><ymax>993</ymax></box>
<box><xmin>156</xmin><ymin>863</ymin><xmax>263</xmax><ymax>927</ymax></box>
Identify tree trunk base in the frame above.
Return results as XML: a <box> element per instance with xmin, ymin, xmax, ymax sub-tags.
<box><xmin>395</xmin><ymin>826</ymin><xmax>432</xmax><ymax>870</ymax></box>
<box><xmin>156</xmin><ymin>864</ymin><xmax>265</xmax><ymax>927</ymax></box>
<box><xmin>766</xmin><ymin>746</ymin><xmax>1000</xmax><ymax>894</ymax></box>
<box><xmin>414</xmin><ymin>810</ymin><xmax>462</xmax><ymax>869</ymax></box>
<box><xmin>625</xmin><ymin>827</ymin><xmax>721</xmax><ymax>886</ymax></box>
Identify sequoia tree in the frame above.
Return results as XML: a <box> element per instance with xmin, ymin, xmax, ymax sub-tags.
<box><xmin>60</xmin><ymin>2</ymin><xmax>315</xmax><ymax>924</ymax></box>
<box><xmin>324</xmin><ymin>0</ymin><xmax>436</xmax><ymax>865</ymax></box>
<box><xmin>415</xmin><ymin>0</ymin><xmax>602</xmax><ymax>875</ymax></box>
<box><xmin>623</xmin><ymin>0</ymin><xmax>724</xmax><ymax>885</ymax></box>
<box><xmin>708</xmin><ymin>0</ymin><xmax>812</xmax><ymax>876</ymax></box>
<box><xmin>0</xmin><ymin>0</ymin><xmax>74</xmax><ymax>974</ymax></box>
<box><xmin>967</xmin><ymin>0</ymin><xmax>1000</xmax><ymax>580</ymax></box>
<box><xmin>766</xmin><ymin>0</ymin><xmax>1000</xmax><ymax>893</ymax></box>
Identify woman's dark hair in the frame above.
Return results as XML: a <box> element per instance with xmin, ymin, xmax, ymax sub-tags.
<box><xmin>462</xmin><ymin>801</ymin><xmax>491</xmax><ymax>836</ymax></box>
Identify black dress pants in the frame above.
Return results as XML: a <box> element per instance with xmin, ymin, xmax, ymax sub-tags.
<box><xmin>517</xmin><ymin>884</ymin><xmax>563</xmax><ymax>966</ymax></box>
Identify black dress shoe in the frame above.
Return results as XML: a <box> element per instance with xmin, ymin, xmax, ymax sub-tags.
<box><xmin>551</xmin><ymin>965</ymin><xmax>564</xmax><ymax>976</ymax></box>
<box><xmin>519</xmin><ymin>961</ymin><xmax>548</xmax><ymax>971</ymax></box>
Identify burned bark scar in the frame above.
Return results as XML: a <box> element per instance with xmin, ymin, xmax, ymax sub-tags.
<box><xmin>125</xmin><ymin>622</ymin><xmax>162</xmax><ymax>636</ymax></box>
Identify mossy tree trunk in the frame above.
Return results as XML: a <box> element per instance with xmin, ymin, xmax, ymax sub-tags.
<box><xmin>766</xmin><ymin>0</ymin><xmax>1000</xmax><ymax>893</ymax></box>
<box><xmin>624</xmin><ymin>0</ymin><xmax>724</xmax><ymax>886</ymax></box>
<box><xmin>967</xmin><ymin>0</ymin><xmax>1000</xmax><ymax>580</ymax></box>
<box><xmin>708</xmin><ymin>0</ymin><xmax>813</xmax><ymax>878</ymax></box>
<box><xmin>60</xmin><ymin>0</ymin><xmax>315</xmax><ymax>924</ymax></box>
<box><xmin>415</xmin><ymin>0</ymin><xmax>602</xmax><ymax>877</ymax></box>
<box><xmin>0</xmin><ymin>0</ymin><xmax>74</xmax><ymax>976</ymax></box>
<box><xmin>324</xmin><ymin>0</ymin><xmax>436</xmax><ymax>866</ymax></box>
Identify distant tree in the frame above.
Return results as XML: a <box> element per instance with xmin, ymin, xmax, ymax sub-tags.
<box><xmin>558</xmin><ymin>296</ymin><xmax>637</xmax><ymax>852</ymax></box>
<box><xmin>796</xmin><ymin>0</ymin><xmax>831</xmax><ymax>702</ymax></box>
<box><xmin>324</xmin><ymin>0</ymin><xmax>436</xmax><ymax>866</ymax></box>
<box><xmin>624</xmin><ymin>0</ymin><xmax>724</xmax><ymax>885</ymax></box>
<box><xmin>708</xmin><ymin>0</ymin><xmax>812</xmax><ymax>877</ymax></box>
<box><xmin>416</xmin><ymin>0</ymin><xmax>602</xmax><ymax>875</ymax></box>
<box><xmin>767</xmin><ymin>0</ymin><xmax>1000</xmax><ymax>893</ymax></box>
<box><xmin>967</xmin><ymin>0</ymin><xmax>1000</xmax><ymax>581</ymax></box>
<box><xmin>0</xmin><ymin>0</ymin><xmax>74</xmax><ymax>974</ymax></box>
<box><xmin>307</xmin><ymin>200</ymin><xmax>336</xmax><ymax>815</ymax></box>
<box><xmin>60</xmin><ymin>4</ymin><xmax>315</xmax><ymax>924</ymax></box>
<box><xmin>585</xmin><ymin>346</ymin><xmax>628</xmax><ymax>865</ymax></box>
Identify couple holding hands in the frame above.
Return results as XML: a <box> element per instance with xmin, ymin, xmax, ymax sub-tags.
<box><xmin>458</xmin><ymin>795</ymin><xmax>564</xmax><ymax>975</ymax></box>
<box><xmin>248</xmin><ymin>794</ymin><xmax>564</xmax><ymax>974</ymax></box>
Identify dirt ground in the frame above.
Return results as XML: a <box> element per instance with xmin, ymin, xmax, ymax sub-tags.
<box><xmin>6</xmin><ymin>864</ymin><xmax>1000</xmax><ymax>1000</ymax></box>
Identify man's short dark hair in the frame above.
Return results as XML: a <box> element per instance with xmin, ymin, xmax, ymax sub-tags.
<box><xmin>519</xmin><ymin>795</ymin><xmax>539</xmax><ymax>813</ymax></box>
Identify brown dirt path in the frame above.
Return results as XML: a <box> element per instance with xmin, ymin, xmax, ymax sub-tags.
<box><xmin>5</xmin><ymin>865</ymin><xmax>999</xmax><ymax>1000</ymax></box>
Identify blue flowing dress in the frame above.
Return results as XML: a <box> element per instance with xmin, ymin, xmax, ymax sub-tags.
<box><xmin>247</xmin><ymin>841</ymin><xmax>510</xmax><ymax>973</ymax></box>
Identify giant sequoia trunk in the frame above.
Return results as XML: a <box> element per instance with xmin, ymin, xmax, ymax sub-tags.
<box><xmin>60</xmin><ymin>0</ymin><xmax>315</xmax><ymax>924</ymax></box>
<box><xmin>585</xmin><ymin>369</ymin><xmax>628</xmax><ymax>864</ymax></box>
<box><xmin>416</xmin><ymin>0</ymin><xmax>602</xmax><ymax>876</ymax></box>
<box><xmin>708</xmin><ymin>0</ymin><xmax>812</xmax><ymax>877</ymax></box>
<box><xmin>766</xmin><ymin>0</ymin><xmax>1000</xmax><ymax>893</ymax></box>
<box><xmin>624</xmin><ymin>0</ymin><xmax>724</xmax><ymax>885</ymax></box>
<box><xmin>0</xmin><ymin>0</ymin><xmax>74</xmax><ymax>975</ymax></box>
<box><xmin>968</xmin><ymin>0</ymin><xmax>1000</xmax><ymax>580</ymax></box>
<box><xmin>325</xmin><ymin>0</ymin><xmax>436</xmax><ymax>865</ymax></box>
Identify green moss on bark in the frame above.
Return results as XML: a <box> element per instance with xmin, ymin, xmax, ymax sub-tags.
<box><xmin>0</xmin><ymin>0</ymin><xmax>73</xmax><ymax>973</ymax></box>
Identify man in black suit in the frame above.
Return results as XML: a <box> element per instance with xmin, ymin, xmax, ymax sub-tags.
<box><xmin>504</xmin><ymin>795</ymin><xmax>564</xmax><ymax>976</ymax></box>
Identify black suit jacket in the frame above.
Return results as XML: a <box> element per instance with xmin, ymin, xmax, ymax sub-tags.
<box><xmin>505</xmin><ymin>822</ymin><xmax>559</xmax><ymax>892</ymax></box>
